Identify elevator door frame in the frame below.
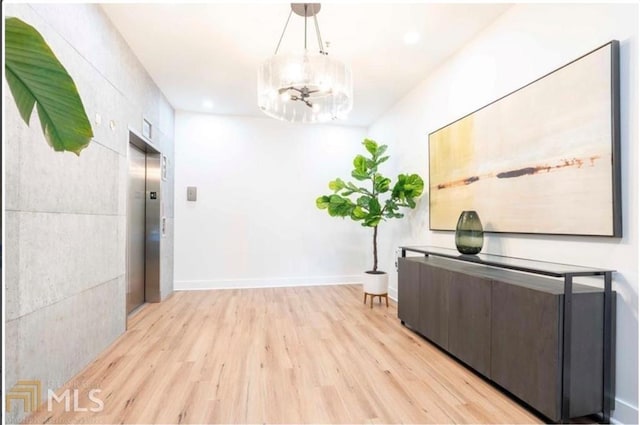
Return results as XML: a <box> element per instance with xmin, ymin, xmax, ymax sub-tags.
<box><xmin>126</xmin><ymin>129</ymin><xmax>162</xmax><ymax>322</ymax></box>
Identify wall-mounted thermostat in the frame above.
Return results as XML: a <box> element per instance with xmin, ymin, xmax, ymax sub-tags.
<box><xmin>187</xmin><ymin>186</ymin><xmax>197</xmax><ymax>202</ymax></box>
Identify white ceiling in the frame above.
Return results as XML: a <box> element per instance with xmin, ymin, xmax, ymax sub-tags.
<box><xmin>101</xmin><ymin>3</ymin><xmax>512</xmax><ymax>127</ymax></box>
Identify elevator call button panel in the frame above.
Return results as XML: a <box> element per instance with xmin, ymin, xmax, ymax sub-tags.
<box><xmin>187</xmin><ymin>186</ymin><xmax>197</xmax><ymax>202</ymax></box>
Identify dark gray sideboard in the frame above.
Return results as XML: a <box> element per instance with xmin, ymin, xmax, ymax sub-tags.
<box><xmin>397</xmin><ymin>246</ymin><xmax>615</xmax><ymax>423</ymax></box>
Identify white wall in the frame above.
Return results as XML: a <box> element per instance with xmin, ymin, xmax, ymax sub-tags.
<box><xmin>368</xmin><ymin>3</ymin><xmax>638</xmax><ymax>423</ymax></box>
<box><xmin>4</xmin><ymin>4</ymin><xmax>175</xmax><ymax>424</ymax></box>
<box><xmin>174</xmin><ymin>113</ymin><xmax>372</xmax><ymax>289</ymax></box>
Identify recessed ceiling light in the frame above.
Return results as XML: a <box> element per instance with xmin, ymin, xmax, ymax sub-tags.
<box><xmin>202</xmin><ymin>100</ymin><xmax>214</xmax><ymax>109</ymax></box>
<box><xmin>403</xmin><ymin>31</ymin><xmax>420</xmax><ymax>45</ymax></box>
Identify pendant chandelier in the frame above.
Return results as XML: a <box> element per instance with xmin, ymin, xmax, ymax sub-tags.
<box><xmin>257</xmin><ymin>3</ymin><xmax>353</xmax><ymax>123</ymax></box>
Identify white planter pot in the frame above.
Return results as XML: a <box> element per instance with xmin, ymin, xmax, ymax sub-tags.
<box><xmin>362</xmin><ymin>271</ymin><xmax>388</xmax><ymax>295</ymax></box>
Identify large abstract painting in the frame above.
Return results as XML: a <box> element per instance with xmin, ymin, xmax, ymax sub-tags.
<box><xmin>429</xmin><ymin>41</ymin><xmax>621</xmax><ymax>236</ymax></box>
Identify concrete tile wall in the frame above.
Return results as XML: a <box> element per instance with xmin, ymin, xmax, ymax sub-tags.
<box><xmin>4</xmin><ymin>4</ymin><xmax>175</xmax><ymax>423</ymax></box>
<box><xmin>5</xmin><ymin>277</ymin><xmax>125</xmax><ymax>396</ymax></box>
<box><xmin>8</xmin><ymin>211</ymin><xmax>121</xmax><ymax>320</ymax></box>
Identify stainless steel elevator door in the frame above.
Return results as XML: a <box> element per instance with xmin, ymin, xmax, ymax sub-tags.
<box><xmin>127</xmin><ymin>144</ymin><xmax>146</xmax><ymax>314</ymax></box>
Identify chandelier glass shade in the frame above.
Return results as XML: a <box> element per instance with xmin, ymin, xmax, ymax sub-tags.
<box><xmin>257</xmin><ymin>4</ymin><xmax>353</xmax><ymax>123</ymax></box>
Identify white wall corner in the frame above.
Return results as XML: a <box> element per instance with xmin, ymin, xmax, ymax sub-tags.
<box><xmin>388</xmin><ymin>286</ymin><xmax>398</xmax><ymax>302</ymax></box>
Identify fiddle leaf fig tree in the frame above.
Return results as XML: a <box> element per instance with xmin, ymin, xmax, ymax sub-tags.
<box><xmin>5</xmin><ymin>17</ymin><xmax>93</xmax><ymax>155</ymax></box>
<box><xmin>316</xmin><ymin>138</ymin><xmax>424</xmax><ymax>272</ymax></box>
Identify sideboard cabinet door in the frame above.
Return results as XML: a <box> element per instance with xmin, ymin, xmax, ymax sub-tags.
<box><xmin>491</xmin><ymin>280</ymin><xmax>561</xmax><ymax>420</ymax></box>
<box><xmin>418</xmin><ymin>263</ymin><xmax>451</xmax><ymax>350</ymax></box>
<box><xmin>398</xmin><ymin>258</ymin><xmax>420</xmax><ymax>327</ymax></box>
<box><xmin>447</xmin><ymin>272</ymin><xmax>492</xmax><ymax>377</ymax></box>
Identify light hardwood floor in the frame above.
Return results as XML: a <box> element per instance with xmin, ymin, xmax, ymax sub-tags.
<box><xmin>27</xmin><ymin>285</ymin><xmax>542</xmax><ymax>424</ymax></box>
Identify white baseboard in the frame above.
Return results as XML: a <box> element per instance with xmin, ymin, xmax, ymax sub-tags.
<box><xmin>389</xmin><ymin>286</ymin><xmax>398</xmax><ymax>301</ymax></box>
<box><xmin>176</xmin><ymin>275</ymin><xmax>363</xmax><ymax>291</ymax></box>
<box><xmin>611</xmin><ymin>397</ymin><xmax>638</xmax><ymax>424</ymax></box>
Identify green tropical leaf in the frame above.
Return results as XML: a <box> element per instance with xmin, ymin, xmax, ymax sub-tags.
<box><xmin>353</xmin><ymin>155</ymin><xmax>366</xmax><ymax>172</ymax></box>
<box><xmin>391</xmin><ymin>173</ymin><xmax>424</xmax><ymax>202</ymax></box>
<box><xmin>327</xmin><ymin>195</ymin><xmax>355</xmax><ymax>217</ymax></box>
<box><xmin>365</xmin><ymin>158</ymin><xmax>376</xmax><ymax>170</ymax></box>
<box><xmin>384</xmin><ymin>199</ymin><xmax>398</xmax><ymax>212</ymax></box>
<box><xmin>5</xmin><ymin>17</ymin><xmax>93</xmax><ymax>155</ymax></box>
<box><xmin>391</xmin><ymin>174</ymin><xmax>406</xmax><ymax>198</ymax></box>
<box><xmin>316</xmin><ymin>195</ymin><xmax>331</xmax><ymax>209</ymax></box>
<box><xmin>374</xmin><ymin>175</ymin><xmax>391</xmax><ymax>193</ymax></box>
<box><xmin>384</xmin><ymin>208</ymin><xmax>403</xmax><ymax>219</ymax></box>
<box><xmin>376</xmin><ymin>144</ymin><xmax>388</xmax><ymax>157</ymax></box>
<box><xmin>329</xmin><ymin>178</ymin><xmax>346</xmax><ymax>192</ymax></box>
<box><xmin>363</xmin><ymin>216</ymin><xmax>382</xmax><ymax>227</ymax></box>
<box><xmin>377</xmin><ymin>155</ymin><xmax>390</xmax><ymax>165</ymax></box>
<box><xmin>5</xmin><ymin>64</ymin><xmax>35</xmax><ymax>124</ymax></box>
<box><xmin>351</xmin><ymin>169</ymin><xmax>369</xmax><ymax>181</ymax></box>
<box><xmin>327</xmin><ymin>203</ymin><xmax>343</xmax><ymax>217</ymax></box>
<box><xmin>329</xmin><ymin>194</ymin><xmax>344</xmax><ymax>204</ymax></box>
<box><xmin>351</xmin><ymin>206</ymin><xmax>367</xmax><ymax>220</ymax></box>
<box><xmin>363</xmin><ymin>138</ymin><xmax>378</xmax><ymax>155</ymax></box>
<box><xmin>357</xmin><ymin>195</ymin><xmax>371</xmax><ymax>208</ymax></box>
<box><xmin>367</xmin><ymin>198</ymin><xmax>381</xmax><ymax>215</ymax></box>
<box><xmin>404</xmin><ymin>174</ymin><xmax>425</xmax><ymax>197</ymax></box>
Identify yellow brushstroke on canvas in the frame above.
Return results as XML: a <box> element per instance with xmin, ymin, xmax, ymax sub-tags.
<box><xmin>430</xmin><ymin>115</ymin><xmax>475</xmax><ymax>185</ymax></box>
<box><xmin>429</xmin><ymin>115</ymin><xmax>476</xmax><ymax>228</ymax></box>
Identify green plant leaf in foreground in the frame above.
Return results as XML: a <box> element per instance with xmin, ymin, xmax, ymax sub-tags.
<box><xmin>5</xmin><ymin>17</ymin><xmax>93</xmax><ymax>155</ymax></box>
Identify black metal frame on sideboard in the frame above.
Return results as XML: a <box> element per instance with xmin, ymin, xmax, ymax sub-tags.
<box><xmin>400</xmin><ymin>245</ymin><xmax>615</xmax><ymax>423</ymax></box>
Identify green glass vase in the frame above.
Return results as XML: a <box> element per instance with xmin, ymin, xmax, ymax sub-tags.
<box><xmin>455</xmin><ymin>210</ymin><xmax>484</xmax><ymax>255</ymax></box>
